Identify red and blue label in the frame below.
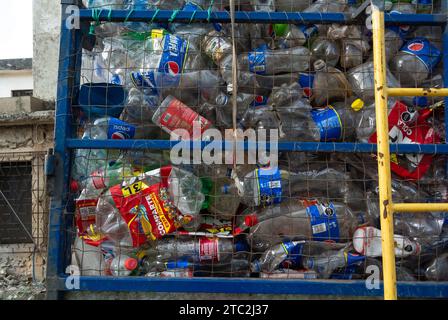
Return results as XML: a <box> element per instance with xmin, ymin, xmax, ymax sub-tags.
<box><xmin>131</xmin><ymin>70</ymin><xmax>159</xmax><ymax>95</ymax></box>
<box><xmin>107</xmin><ymin>118</ymin><xmax>136</xmax><ymax>140</ymax></box>
<box><xmin>400</xmin><ymin>37</ymin><xmax>441</xmax><ymax>71</ymax></box>
<box><xmin>251</xmin><ymin>95</ymin><xmax>268</xmax><ymax>107</ymax></box>
<box><xmin>158</xmin><ymin>35</ymin><xmax>188</xmax><ymax>86</ymax></box>
<box><xmin>248</xmin><ymin>51</ymin><xmax>266</xmax><ymax>75</ymax></box>
<box><xmin>310</xmin><ymin>106</ymin><xmax>343</xmax><ymax>142</ymax></box>
<box><xmin>256</xmin><ymin>167</ymin><xmax>282</xmax><ymax>206</ymax></box>
<box><xmin>279</xmin><ymin>241</ymin><xmax>305</xmax><ymax>269</ymax></box>
<box><xmin>306</xmin><ymin>202</ymin><xmax>340</xmax><ymax>242</ymax></box>
<box><xmin>298</xmin><ymin>73</ymin><xmax>314</xmax><ymax>98</ymax></box>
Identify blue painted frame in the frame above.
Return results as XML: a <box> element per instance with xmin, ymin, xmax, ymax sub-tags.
<box><xmin>47</xmin><ymin>4</ymin><xmax>448</xmax><ymax>299</ymax></box>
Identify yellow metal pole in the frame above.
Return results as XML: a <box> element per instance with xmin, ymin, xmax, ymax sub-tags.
<box><xmin>393</xmin><ymin>203</ymin><xmax>448</xmax><ymax>212</ymax></box>
<box><xmin>371</xmin><ymin>4</ymin><xmax>397</xmax><ymax>300</ymax></box>
<box><xmin>388</xmin><ymin>88</ymin><xmax>448</xmax><ymax>97</ymax></box>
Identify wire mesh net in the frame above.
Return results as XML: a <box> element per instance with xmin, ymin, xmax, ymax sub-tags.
<box><xmin>64</xmin><ymin>1</ymin><xmax>448</xmax><ymax>283</ymax></box>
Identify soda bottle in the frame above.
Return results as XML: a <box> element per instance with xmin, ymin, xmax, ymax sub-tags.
<box><xmin>416</xmin><ymin>0</ymin><xmax>433</xmax><ymax>13</ymax></box>
<box><xmin>269</xmin><ymin>24</ymin><xmax>318</xmax><ymax>49</ymax></box>
<box><xmin>353</xmin><ymin>226</ymin><xmax>421</xmax><ymax>258</ymax></box>
<box><xmin>304</xmin><ymin>0</ymin><xmax>348</xmax><ymax>13</ymax></box>
<box><xmin>142</xmin><ymin>237</ymin><xmax>249</xmax><ymax>264</ymax></box>
<box><xmin>109</xmin><ymin>254</ymin><xmax>139</xmax><ymax>276</ymax></box>
<box><xmin>206</xmin><ymin>165</ymin><xmax>242</xmax><ymax>220</ymax></box>
<box><xmin>347</xmin><ymin>61</ymin><xmax>401</xmax><ymax>103</ymax></box>
<box><xmin>72</xmin><ymin>117</ymin><xmax>136</xmax><ymax>184</ymax></box>
<box><xmin>425</xmin><ymin>253</ymin><xmax>448</xmax><ymax>281</ymax></box>
<box><xmin>147</xmin><ymin>0</ymin><xmax>186</xmax><ymax>9</ymax></box>
<box><xmin>310</xmin><ymin>37</ymin><xmax>341</xmax><ymax>67</ymax></box>
<box><xmin>84</xmin><ymin>0</ymin><xmax>125</xmax><ymax>9</ymax></box>
<box><xmin>237</xmin><ymin>46</ymin><xmax>311</xmax><ymax>75</ymax></box>
<box><xmin>246</xmin><ymin>200</ymin><xmax>361</xmax><ymax>252</ymax></box>
<box><xmin>327</xmin><ymin>23</ymin><xmax>370</xmax><ymax>70</ymax></box>
<box><xmin>302</xmin><ymin>248</ymin><xmax>366</xmax><ymax>279</ymax></box>
<box><xmin>235</xmin><ymin>165</ymin><xmax>365</xmax><ymax>209</ymax></box>
<box><xmin>251</xmin><ymin>240</ymin><xmax>350</xmax><ymax>273</ymax></box>
<box><xmin>270</xmin><ymin>0</ymin><xmax>310</xmax><ymax>11</ymax></box>
<box><xmin>312</xmin><ymin>59</ymin><xmax>352</xmax><ymax>107</ymax></box>
<box><xmin>390</xmin><ymin>37</ymin><xmax>442</xmax><ymax>86</ymax></box>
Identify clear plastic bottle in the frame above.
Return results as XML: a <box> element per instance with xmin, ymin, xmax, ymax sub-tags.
<box><xmin>109</xmin><ymin>254</ymin><xmax>138</xmax><ymax>276</ymax></box>
<box><xmin>390</xmin><ymin>37</ymin><xmax>442</xmax><ymax>86</ymax></box>
<box><xmin>304</xmin><ymin>0</ymin><xmax>348</xmax><ymax>13</ymax></box>
<box><xmin>84</xmin><ymin>0</ymin><xmax>125</xmax><ymax>9</ymax></box>
<box><xmin>72</xmin><ymin>117</ymin><xmax>134</xmax><ymax>183</ymax></box>
<box><xmin>142</xmin><ymin>237</ymin><xmax>247</xmax><ymax>264</ymax></box>
<box><xmin>237</xmin><ymin>46</ymin><xmax>311</xmax><ymax>75</ymax></box>
<box><xmin>347</xmin><ymin>60</ymin><xmax>401</xmax><ymax>103</ymax></box>
<box><xmin>235</xmin><ymin>165</ymin><xmax>365</xmax><ymax>209</ymax></box>
<box><xmin>425</xmin><ymin>253</ymin><xmax>448</xmax><ymax>281</ymax></box>
<box><xmin>310</xmin><ymin>37</ymin><xmax>341</xmax><ymax>67</ymax></box>
<box><xmin>246</xmin><ymin>201</ymin><xmax>361</xmax><ymax>251</ymax></box>
<box><xmin>353</xmin><ymin>226</ymin><xmax>421</xmax><ymax>258</ymax></box>
<box><xmin>270</xmin><ymin>24</ymin><xmax>318</xmax><ymax>49</ymax></box>
<box><xmin>312</xmin><ymin>59</ymin><xmax>352</xmax><ymax>107</ymax></box>
<box><xmin>251</xmin><ymin>240</ymin><xmax>350</xmax><ymax>273</ymax></box>
<box><xmin>303</xmin><ymin>248</ymin><xmax>366</xmax><ymax>279</ymax></box>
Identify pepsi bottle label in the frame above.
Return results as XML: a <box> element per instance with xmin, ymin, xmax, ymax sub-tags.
<box><xmin>310</xmin><ymin>106</ymin><xmax>343</xmax><ymax>142</ymax></box>
<box><xmin>306</xmin><ymin>202</ymin><xmax>340</xmax><ymax>242</ymax></box>
<box><xmin>256</xmin><ymin>167</ymin><xmax>282</xmax><ymax>206</ymax></box>
<box><xmin>107</xmin><ymin>118</ymin><xmax>136</xmax><ymax>140</ymax></box>
<box><xmin>400</xmin><ymin>37</ymin><xmax>442</xmax><ymax>72</ymax></box>
<box><xmin>158</xmin><ymin>35</ymin><xmax>188</xmax><ymax>86</ymax></box>
<box><xmin>280</xmin><ymin>241</ymin><xmax>304</xmax><ymax>269</ymax></box>
<box><xmin>250</xmin><ymin>95</ymin><xmax>268</xmax><ymax>107</ymax></box>
<box><xmin>248</xmin><ymin>51</ymin><xmax>267</xmax><ymax>75</ymax></box>
<box><xmin>298</xmin><ymin>73</ymin><xmax>314</xmax><ymax>98</ymax></box>
<box><xmin>131</xmin><ymin>71</ymin><xmax>159</xmax><ymax>95</ymax></box>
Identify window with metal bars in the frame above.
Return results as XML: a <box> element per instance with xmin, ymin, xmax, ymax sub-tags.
<box><xmin>0</xmin><ymin>161</ymin><xmax>33</xmax><ymax>244</ymax></box>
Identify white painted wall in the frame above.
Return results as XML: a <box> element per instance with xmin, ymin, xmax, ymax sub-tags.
<box><xmin>0</xmin><ymin>71</ymin><xmax>33</xmax><ymax>98</ymax></box>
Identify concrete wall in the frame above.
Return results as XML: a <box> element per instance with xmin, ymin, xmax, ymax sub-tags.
<box><xmin>0</xmin><ymin>71</ymin><xmax>33</xmax><ymax>98</ymax></box>
<box><xmin>33</xmin><ymin>0</ymin><xmax>61</xmax><ymax>102</ymax></box>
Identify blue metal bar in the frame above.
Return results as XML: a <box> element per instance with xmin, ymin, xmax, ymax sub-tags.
<box><xmin>77</xmin><ymin>9</ymin><xmax>447</xmax><ymax>25</ymax></box>
<box><xmin>46</xmin><ymin>5</ymin><xmax>81</xmax><ymax>300</ymax></box>
<box><xmin>57</xmin><ymin>276</ymin><xmax>448</xmax><ymax>298</ymax></box>
<box><xmin>66</xmin><ymin>139</ymin><xmax>448</xmax><ymax>154</ymax></box>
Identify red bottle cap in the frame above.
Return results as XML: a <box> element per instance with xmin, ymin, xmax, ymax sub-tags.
<box><xmin>244</xmin><ymin>214</ymin><xmax>258</xmax><ymax>227</ymax></box>
<box><xmin>70</xmin><ymin>179</ymin><xmax>79</xmax><ymax>193</ymax></box>
<box><xmin>124</xmin><ymin>258</ymin><xmax>138</xmax><ymax>271</ymax></box>
<box><xmin>303</xmin><ymin>87</ymin><xmax>312</xmax><ymax>98</ymax></box>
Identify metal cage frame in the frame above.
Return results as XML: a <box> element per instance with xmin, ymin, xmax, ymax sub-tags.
<box><xmin>46</xmin><ymin>0</ymin><xmax>448</xmax><ymax>299</ymax></box>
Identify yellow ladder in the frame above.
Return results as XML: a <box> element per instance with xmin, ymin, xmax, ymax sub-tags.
<box><xmin>371</xmin><ymin>3</ymin><xmax>448</xmax><ymax>300</ymax></box>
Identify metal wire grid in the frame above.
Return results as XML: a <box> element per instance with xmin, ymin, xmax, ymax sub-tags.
<box><xmin>46</xmin><ymin>0</ymin><xmax>448</xmax><ymax>298</ymax></box>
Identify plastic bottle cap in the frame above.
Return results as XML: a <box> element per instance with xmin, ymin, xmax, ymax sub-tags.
<box><xmin>351</xmin><ymin>99</ymin><xmax>365</xmax><ymax>112</ymax></box>
<box><xmin>273</xmin><ymin>24</ymin><xmax>288</xmax><ymax>37</ymax></box>
<box><xmin>70</xmin><ymin>179</ymin><xmax>80</xmax><ymax>193</ymax></box>
<box><xmin>244</xmin><ymin>214</ymin><xmax>259</xmax><ymax>227</ymax></box>
<box><xmin>313</xmin><ymin>59</ymin><xmax>326</xmax><ymax>71</ymax></box>
<box><xmin>303</xmin><ymin>87</ymin><xmax>312</xmax><ymax>98</ymax></box>
<box><xmin>124</xmin><ymin>258</ymin><xmax>138</xmax><ymax>271</ymax></box>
